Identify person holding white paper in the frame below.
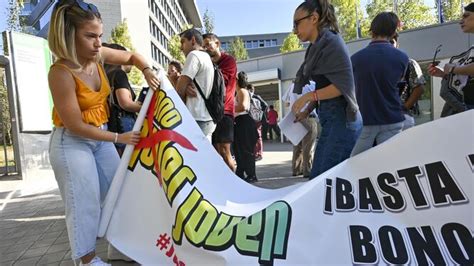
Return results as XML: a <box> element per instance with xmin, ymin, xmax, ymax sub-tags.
<box><xmin>291</xmin><ymin>0</ymin><xmax>362</xmax><ymax>178</ymax></box>
<box><xmin>284</xmin><ymin>81</ymin><xmax>318</xmax><ymax>177</ymax></box>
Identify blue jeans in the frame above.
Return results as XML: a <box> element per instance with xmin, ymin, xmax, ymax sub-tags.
<box><xmin>49</xmin><ymin>127</ymin><xmax>120</xmax><ymax>260</ymax></box>
<box><xmin>114</xmin><ymin>115</ymin><xmax>136</xmax><ymax>153</ymax></box>
<box><xmin>350</xmin><ymin>121</ymin><xmax>404</xmax><ymax>157</ymax></box>
<box><xmin>310</xmin><ymin>97</ymin><xmax>362</xmax><ymax>178</ymax></box>
<box><xmin>402</xmin><ymin>114</ymin><xmax>415</xmax><ymax>131</ymax></box>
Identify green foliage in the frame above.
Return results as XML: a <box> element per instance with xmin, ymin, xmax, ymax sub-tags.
<box><xmin>0</xmin><ymin>70</ymin><xmax>12</xmax><ymax>145</ymax></box>
<box><xmin>109</xmin><ymin>19</ymin><xmax>143</xmax><ymax>86</ymax></box>
<box><xmin>437</xmin><ymin>0</ymin><xmax>470</xmax><ymax>22</ymax></box>
<box><xmin>361</xmin><ymin>0</ymin><xmax>436</xmax><ymax>35</ymax></box>
<box><xmin>280</xmin><ymin>33</ymin><xmax>303</xmax><ymax>53</ymax></box>
<box><xmin>168</xmin><ymin>24</ymin><xmax>193</xmax><ymax>64</ymax></box>
<box><xmin>203</xmin><ymin>9</ymin><xmax>215</xmax><ymax>34</ymax></box>
<box><xmin>332</xmin><ymin>0</ymin><xmax>364</xmax><ymax>40</ymax></box>
<box><xmin>361</xmin><ymin>0</ymin><xmax>394</xmax><ymax>36</ymax></box>
<box><xmin>227</xmin><ymin>37</ymin><xmax>248</xmax><ymax>61</ymax></box>
<box><xmin>6</xmin><ymin>0</ymin><xmax>25</xmax><ymax>32</ymax></box>
<box><xmin>398</xmin><ymin>0</ymin><xmax>436</xmax><ymax>30</ymax></box>
<box><xmin>109</xmin><ymin>19</ymin><xmax>134</xmax><ymax>50</ymax></box>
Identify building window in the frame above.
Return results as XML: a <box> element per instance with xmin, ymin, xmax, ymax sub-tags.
<box><xmin>252</xmin><ymin>40</ymin><xmax>258</xmax><ymax>48</ymax></box>
<box><xmin>271</xmin><ymin>39</ymin><xmax>277</xmax><ymax>46</ymax></box>
<box><xmin>265</xmin><ymin>40</ymin><xmax>271</xmax><ymax>47</ymax></box>
<box><xmin>259</xmin><ymin>40</ymin><xmax>265</xmax><ymax>47</ymax></box>
<box><xmin>245</xmin><ymin>41</ymin><xmax>252</xmax><ymax>49</ymax></box>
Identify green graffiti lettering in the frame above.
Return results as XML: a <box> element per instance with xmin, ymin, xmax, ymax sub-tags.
<box><xmin>204</xmin><ymin>213</ymin><xmax>244</xmax><ymax>250</ymax></box>
<box><xmin>235</xmin><ymin>212</ymin><xmax>262</xmax><ymax>255</ymax></box>
<box><xmin>259</xmin><ymin>201</ymin><xmax>292</xmax><ymax>263</ymax></box>
<box><xmin>184</xmin><ymin>199</ymin><xmax>218</xmax><ymax>246</ymax></box>
<box><xmin>172</xmin><ymin>188</ymin><xmax>202</xmax><ymax>244</ymax></box>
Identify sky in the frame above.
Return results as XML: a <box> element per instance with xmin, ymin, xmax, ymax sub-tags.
<box><xmin>0</xmin><ymin>0</ymin><xmax>438</xmax><ymax>37</ymax></box>
<box><xmin>196</xmin><ymin>0</ymin><xmax>437</xmax><ymax>37</ymax></box>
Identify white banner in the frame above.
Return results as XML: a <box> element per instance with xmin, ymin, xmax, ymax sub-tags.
<box><xmin>99</xmin><ymin>73</ymin><xmax>474</xmax><ymax>265</ymax></box>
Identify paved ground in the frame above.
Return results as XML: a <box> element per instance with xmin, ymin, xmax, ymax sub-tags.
<box><xmin>0</xmin><ymin>141</ymin><xmax>306</xmax><ymax>265</ymax></box>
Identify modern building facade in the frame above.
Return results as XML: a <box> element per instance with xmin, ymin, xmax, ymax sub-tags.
<box><xmin>219</xmin><ymin>32</ymin><xmax>307</xmax><ymax>59</ymax></box>
<box><xmin>23</xmin><ymin>0</ymin><xmax>203</xmax><ymax>69</ymax></box>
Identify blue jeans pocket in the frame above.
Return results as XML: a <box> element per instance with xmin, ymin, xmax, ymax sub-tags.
<box><xmin>345</xmin><ymin>112</ymin><xmax>362</xmax><ymax>131</ymax></box>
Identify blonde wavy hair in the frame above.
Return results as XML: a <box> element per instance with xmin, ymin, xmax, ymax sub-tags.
<box><xmin>48</xmin><ymin>1</ymin><xmax>102</xmax><ymax>69</ymax></box>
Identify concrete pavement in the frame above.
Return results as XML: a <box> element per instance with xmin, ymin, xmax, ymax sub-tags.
<box><xmin>0</xmin><ymin>141</ymin><xmax>306</xmax><ymax>265</ymax></box>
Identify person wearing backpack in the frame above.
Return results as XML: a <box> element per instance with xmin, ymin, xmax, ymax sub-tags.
<box><xmin>203</xmin><ymin>33</ymin><xmax>237</xmax><ymax>171</ymax></box>
<box><xmin>234</xmin><ymin>72</ymin><xmax>258</xmax><ymax>183</ymax></box>
<box><xmin>176</xmin><ymin>29</ymin><xmax>216</xmax><ymax>141</ymax></box>
<box><xmin>248</xmin><ymin>84</ymin><xmax>268</xmax><ymax>161</ymax></box>
<box><xmin>103</xmin><ymin>43</ymin><xmax>143</xmax><ymax>156</ymax></box>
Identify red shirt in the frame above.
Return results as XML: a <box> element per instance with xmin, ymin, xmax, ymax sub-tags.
<box><xmin>267</xmin><ymin>109</ymin><xmax>278</xmax><ymax>125</ymax></box>
<box><xmin>217</xmin><ymin>53</ymin><xmax>237</xmax><ymax>116</ymax></box>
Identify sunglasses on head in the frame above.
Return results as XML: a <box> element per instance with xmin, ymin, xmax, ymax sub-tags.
<box><xmin>59</xmin><ymin>0</ymin><xmax>99</xmax><ymax>14</ymax></box>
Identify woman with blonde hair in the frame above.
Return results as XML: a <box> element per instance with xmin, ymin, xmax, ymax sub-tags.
<box><xmin>47</xmin><ymin>1</ymin><xmax>159</xmax><ymax>265</ymax></box>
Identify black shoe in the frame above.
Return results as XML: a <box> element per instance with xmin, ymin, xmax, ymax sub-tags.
<box><xmin>247</xmin><ymin>176</ymin><xmax>258</xmax><ymax>183</ymax></box>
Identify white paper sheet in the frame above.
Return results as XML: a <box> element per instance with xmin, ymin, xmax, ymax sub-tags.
<box><xmin>278</xmin><ymin>111</ymin><xmax>308</xmax><ymax>145</ymax></box>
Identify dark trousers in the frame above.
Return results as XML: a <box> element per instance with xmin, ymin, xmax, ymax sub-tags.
<box><xmin>261</xmin><ymin>122</ymin><xmax>269</xmax><ymax>140</ymax></box>
<box><xmin>233</xmin><ymin>114</ymin><xmax>258</xmax><ymax>179</ymax></box>
<box><xmin>268</xmin><ymin>124</ymin><xmax>280</xmax><ymax>140</ymax></box>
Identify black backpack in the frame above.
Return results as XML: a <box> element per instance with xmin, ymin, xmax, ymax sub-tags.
<box><xmin>193</xmin><ymin>64</ymin><xmax>225</xmax><ymax>123</ymax></box>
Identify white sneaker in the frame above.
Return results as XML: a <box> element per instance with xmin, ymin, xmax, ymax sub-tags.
<box><xmin>79</xmin><ymin>256</ymin><xmax>111</xmax><ymax>266</ymax></box>
<box><xmin>107</xmin><ymin>244</ymin><xmax>134</xmax><ymax>262</ymax></box>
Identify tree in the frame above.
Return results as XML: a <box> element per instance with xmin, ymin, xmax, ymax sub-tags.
<box><xmin>227</xmin><ymin>37</ymin><xmax>248</xmax><ymax>61</ymax></box>
<box><xmin>6</xmin><ymin>0</ymin><xmax>25</xmax><ymax>32</ymax></box>
<box><xmin>203</xmin><ymin>8</ymin><xmax>215</xmax><ymax>34</ymax></box>
<box><xmin>168</xmin><ymin>24</ymin><xmax>193</xmax><ymax>64</ymax></box>
<box><xmin>362</xmin><ymin>0</ymin><xmax>435</xmax><ymax>35</ymax></box>
<box><xmin>437</xmin><ymin>0</ymin><xmax>470</xmax><ymax>22</ymax></box>
<box><xmin>397</xmin><ymin>0</ymin><xmax>435</xmax><ymax>30</ymax></box>
<box><xmin>280</xmin><ymin>33</ymin><xmax>303</xmax><ymax>53</ymax></box>
<box><xmin>332</xmin><ymin>0</ymin><xmax>364</xmax><ymax>40</ymax></box>
<box><xmin>109</xmin><ymin>19</ymin><xmax>143</xmax><ymax>86</ymax></box>
<box><xmin>0</xmin><ymin>71</ymin><xmax>12</xmax><ymax>145</ymax></box>
<box><xmin>361</xmin><ymin>0</ymin><xmax>393</xmax><ymax>36</ymax></box>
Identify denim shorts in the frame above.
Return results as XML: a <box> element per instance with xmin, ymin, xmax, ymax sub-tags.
<box><xmin>49</xmin><ymin>127</ymin><xmax>120</xmax><ymax>259</ymax></box>
<box><xmin>212</xmin><ymin>114</ymin><xmax>234</xmax><ymax>144</ymax></box>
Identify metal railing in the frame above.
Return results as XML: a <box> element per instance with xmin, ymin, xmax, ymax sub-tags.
<box><xmin>0</xmin><ymin>55</ymin><xmax>19</xmax><ymax>177</ymax></box>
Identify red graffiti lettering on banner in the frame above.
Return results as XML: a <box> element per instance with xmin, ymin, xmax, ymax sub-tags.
<box><xmin>156</xmin><ymin>233</ymin><xmax>186</xmax><ymax>265</ymax></box>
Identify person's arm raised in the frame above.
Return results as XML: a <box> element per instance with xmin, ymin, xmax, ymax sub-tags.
<box><xmin>100</xmin><ymin>46</ymin><xmax>160</xmax><ymax>90</ymax></box>
<box><xmin>48</xmin><ymin>67</ymin><xmax>140</xmax><ymax>145</ymax></box>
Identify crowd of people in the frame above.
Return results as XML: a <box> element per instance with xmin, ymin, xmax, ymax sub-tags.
<box><xmin>45</xmin><ymin>0</ymin><xmax>473</xmax><ymax>265</ymax></box>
